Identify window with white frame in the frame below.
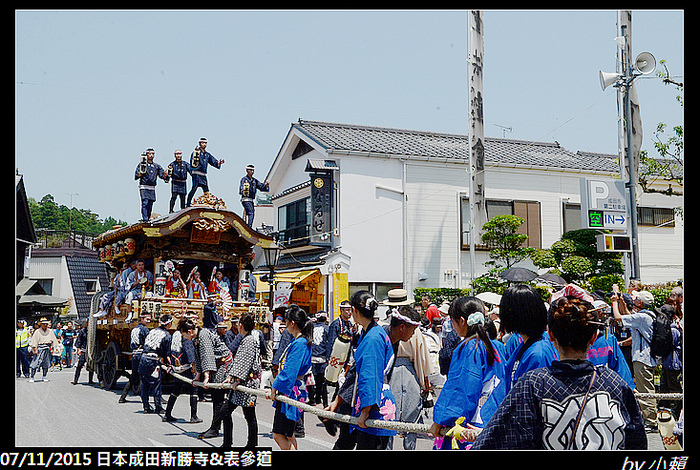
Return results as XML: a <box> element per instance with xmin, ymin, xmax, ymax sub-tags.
<box><xmin>563</xmin><ymin>202</ymin><xmax>582</xmax><ymax>234</ymax></box>
<box><xmin>85</xmin><ymin>279</ymin><xmax>99</xmax><ymax>295</ymax></box>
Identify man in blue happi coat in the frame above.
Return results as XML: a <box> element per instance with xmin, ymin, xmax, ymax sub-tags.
<box><xmin>186</xmin><ymin>137</ymin><xmax>225</xmax><ymax>206</ymax></box>
<box><xmin>167</xmin><ymin>149</ymin><xmax>192</xmax><ymax>213</ymax></box>
<box><xmin>124</xmin><ymin>259</ymin><xmax>154</xmax><ymax>323</ymax></box>
<box><xmin>239</xmin><ymin>164</ymin><xmax>269</xmax><ymax>226</ymax></box>
<box><xmin>134</xmin><ymin>148</ymin><xmax>168</xmax><ymax>222</ymax></box>
<box><xmin>138</xmin><ymin>314</ymin><xmax>173</xmax><ymax>414</ymax></box>
<box><xmin>119</xmin><ymin>312</ymin><xmax>151</xmax><ymax>403</ymax></box>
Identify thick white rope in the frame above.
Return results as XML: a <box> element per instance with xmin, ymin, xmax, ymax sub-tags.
<box><xmin>161</xmin><ymin>366</ymin><xmax>435</xmax><ymax>435</ymax></box>
<box><xmin>160</xmin><ymin>366</ymin><xmax>682</xmax><ymax>437</ymax></box>
<box><xmin>635</xmin><ymin>393</ymin><xmax>683</xmax><ymax>400</ymax></box>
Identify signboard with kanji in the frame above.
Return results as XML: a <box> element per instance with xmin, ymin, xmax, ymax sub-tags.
<box><xmin>309</xmin><ymin>172</ymin><xmax>333</xmax><ymax>246</ymax></box>
<box><xmin>580</xmin><ymin>178</ymin><xmax>629</xmax><ymax>230</ymax></box>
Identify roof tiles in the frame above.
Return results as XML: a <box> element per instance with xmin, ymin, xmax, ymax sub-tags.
<box><xmin>293</xmin><ymin>119</ymin><xmax>618</xmax><ymax>173</ymax></box>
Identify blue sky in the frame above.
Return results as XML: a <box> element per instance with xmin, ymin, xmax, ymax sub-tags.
<box><xmin>15</xmin><ymin>10</ymin><xmax>683</xmax><ymax>224</ymax></box>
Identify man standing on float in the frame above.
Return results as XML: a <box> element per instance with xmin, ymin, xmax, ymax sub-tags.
<box><xmin>168</xmin><ymin>150</ymin><xmax>191</xmax><ymax>213</ymax></box>
<box><xmin>239</xmin><ymin>164</ymin><xmax>269</xmax><ymax>227</ymax></box>
<box><xmin>186</xmin><ymin>137</ymin><xmax>225</xmax><ymax>206</ymax></box>
<box><xmin>135</xmin><ymin>148</ymin><xmax>168</xmax><ymax>223</ymax></box>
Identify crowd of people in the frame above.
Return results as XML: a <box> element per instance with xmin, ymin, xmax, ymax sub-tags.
<box><xmin>103</xmin><ymin>298</ymin><xmax>268</xmax><ymax>449</ymax></box>
<box><xmin>16</xmin><ymin>317</ymin><xmax>80</xmax><ymax>382</ymax></box>
<box><xmin>18</xmin><ymin>279</ymin><xmax>683</xmax><ymax>451</ymax></box>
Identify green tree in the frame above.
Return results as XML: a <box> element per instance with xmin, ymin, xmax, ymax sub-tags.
<box><xmin>480</xmin><ymin>215</ymin><xmax>535</xmax><ymax>269</ymax></box>
<box><xmin>100</xmin><ymin>216</ymin><xmax>125</xmax><ymax>232</ymax></box>
<box><xmin>531</xmin><ymin>229</ymin><xmax>624</xmax><ymax>286</ymax></box>
<box><xmin>28</xmin><ymin>193</ymin><xmax>127</xmax><ymax>235</ymax></box>
<box><xmin>470</xmin><ymin>215</ymin><xmax>535</xmax><ymax>295</ymax></box>
<box><xmin>638</xmin><ymin>59</ymin><xmax>683</xmax><ymax>214</ymax></box>
<box><xmin>31</xmin><ymin>194</ymin><xmax>61</xmax><ymax>229</ymax></box>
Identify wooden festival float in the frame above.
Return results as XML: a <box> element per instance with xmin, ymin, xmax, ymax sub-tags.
<box><xmin>87</xmin><ymin>193</ymin><xmax>274</xmax><ymax>390</ymax></box>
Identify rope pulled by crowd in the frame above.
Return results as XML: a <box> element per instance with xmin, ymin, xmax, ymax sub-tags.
<box><xmin>160</xmin><ymin>366</ymin><xmax>683</xmax><ymax>439</ymax></box>
<box><xmin>161</xmin><ymin>366</ymin><xmax>437</xmax><ymax>435</ymax></box>
<box><xmin>635</xmin><ymin>392</ymin><xmax>683</xmax><ymax>401</ymax></box>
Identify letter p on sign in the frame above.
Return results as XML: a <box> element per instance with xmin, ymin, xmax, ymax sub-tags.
<box><xmin>588</xmin><ymin>181</ymin><xmax>609</xmax><ymax>210</ymax></box>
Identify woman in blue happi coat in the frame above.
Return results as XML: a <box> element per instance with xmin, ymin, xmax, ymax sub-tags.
<box><xmin>266</xmin><ymin>304</ymin><xmax>313</xmax><ymax>450</ymax></box>
<box><xmin>586</xmin><ymin>300</ymin><xmax>636</xmax><ymax>391</ymax></box>
<box><xmin>472</xmin><ymin>297</ymin><xmax>646</xmax><ymax>449</ymax></box>
<box><xmin>500</xmin><ymin>284</ymin><xmax>558</xmax><ymax>393</ymax></box>
<box><xmin>348</xmin><ymin>290</ymin><xmax>398</xmax><ymax>450</ymax></box>
<box><xmin>430</xmin><ymin>297</ymin><xmax>506</xmax><ymax>449</ymax></box>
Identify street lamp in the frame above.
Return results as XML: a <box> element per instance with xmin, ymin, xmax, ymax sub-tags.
<box><xmin>262</xmin><ymin>243</ymin><xmax>282</xmax><ymax>309</ymax></box>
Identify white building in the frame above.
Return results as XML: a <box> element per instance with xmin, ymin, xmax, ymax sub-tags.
<box><xmin>256</xmin><ymin>119</ymin><xmax>682</xmax><ymax>314</ymax></box>
<box><xmin>24</xmin><ymin>239</ymin><xmax>109</xmax><ymax>321</ymax></box>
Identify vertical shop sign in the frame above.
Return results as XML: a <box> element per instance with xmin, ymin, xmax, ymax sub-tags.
<box><xmin>310</xmin><ymin>172</ymin><xmax>333</xmax><ymax>246</ymax></box>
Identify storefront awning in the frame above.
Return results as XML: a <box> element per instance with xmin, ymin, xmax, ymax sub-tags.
<box><xmin>16</xmin><ymin>278</ymin><xmax>69</xmax><ymax>308</ymax></box>
<box><xmin>254</xmin><ymin>269</ymin><xmax>319</xmax><ymax>291</ymax></box>
<box><xmin>17</xmin><ymin>294</ymin><xmax>69</xmax><ymax>308</ymax></box>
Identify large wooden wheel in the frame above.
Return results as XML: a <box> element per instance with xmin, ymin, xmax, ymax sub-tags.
<box><xmin>101</xmin><ymin>341</ymin><xmax>121</xmax><ymax>390</ymax></box>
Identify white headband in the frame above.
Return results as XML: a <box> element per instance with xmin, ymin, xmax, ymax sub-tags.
<box><xmin>390</xmin><ymin>308</ymin><xmax>421</xmax><ymax>326</ymax></box>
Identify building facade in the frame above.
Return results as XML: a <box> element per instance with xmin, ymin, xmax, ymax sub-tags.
<box><xmin>25</xmin><ymin>242</ymin><xmax>109</xmax><ymax>321</ymax></box>
<box><xmin>257</xmin><ymin>119</ymin><xmax>682</xmax><ymax>315</ymax></box>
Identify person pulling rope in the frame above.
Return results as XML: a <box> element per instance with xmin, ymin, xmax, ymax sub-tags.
<box><xmin>162</xmin><ymin>365</ymin><xmax>437</xmax><ymax>435</ymax></box>
<box><xmin>160</xmin><ymin>366</ymin><xmax>682</xmax><ymax>437</ymax></box>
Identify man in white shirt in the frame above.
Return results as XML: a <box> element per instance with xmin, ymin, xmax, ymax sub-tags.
<box><xmin>29</xmin><ymin>318</ymin><xmax>59</xmax><ymax>382</ymax></box>
<box><xmin>611</xmin><ymin>285</ymin><xmax>657</xmax><ymax>431</ymax></box>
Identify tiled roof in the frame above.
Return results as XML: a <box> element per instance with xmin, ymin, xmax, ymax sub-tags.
<box><xmin>293</xmin><ymin>119</ymin><xmax>619</xmax><ymax>173</ymax></box>
<box><xmin>271</xmin><ymin>180</ymin><xmax>311</xmax><ymax>201</ymax></box>
<box><xmin>305</xmin><ymin>159</ymin><xmax>340</xmax><ymax>171</ymax></box>
<box><xmin>65</xmin><ymin>254</ymin><xmax>109</xmax><ymax>320</ymax></box>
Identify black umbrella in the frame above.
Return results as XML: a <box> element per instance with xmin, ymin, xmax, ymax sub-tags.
<box><xmin>535</xmin><ymin>273</ymin><xmax>567</xmax><ymax>287</ymax></box>
<box><xmin>499</xmin><ymin>267</ymin><xmax>537</xmax><ymax>282</ymax></box>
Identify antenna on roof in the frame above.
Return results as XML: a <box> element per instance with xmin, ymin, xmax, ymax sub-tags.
<box><xmin>493</xmin><ymin>124</ymin><xmax>512</xmax><ymax>138</ymax></box>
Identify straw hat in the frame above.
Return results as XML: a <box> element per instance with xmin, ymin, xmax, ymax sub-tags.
<box><xmin>382</xmin><ymin>289</ymin><xmax>413</xmax><ymax>306</ymax></box>
<box><xmin>437</xmin><ymin>301</ymin><xmax>451</xmax><ymax>316</ymax></box>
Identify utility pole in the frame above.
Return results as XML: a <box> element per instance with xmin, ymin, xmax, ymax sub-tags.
<box><xmin>600</xmin><ymin>12</ymin><xmax>656</xmax><ymax>282</ymax></box>
<box><xmin>67</xmin><ymin>192</ymin><xmax>79</xmax><ymax>235</ymax></box>
<box><xmin>617</xmin><ymin>10</ymin><xmax>642</xmax><ymax>280</ymax></box>
<box><xmin>468</xmin><ymin>10</ymin><xmax>488</xmax><ymax>288</ymax></box>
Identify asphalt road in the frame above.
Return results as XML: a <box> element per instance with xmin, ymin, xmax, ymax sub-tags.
<box><xmin>14</xmin><ymin>367</ymin><xmax>435</xmax><ymax>450</ymax></box>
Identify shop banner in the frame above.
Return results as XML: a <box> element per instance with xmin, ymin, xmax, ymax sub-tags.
<box><xmin>332</xmin><ymin>272</ymin><xmax>349</xmax><ymax>321</ymax></box>
<box><xmin>273</xmin><ymin>281</ymin><xmax>294</xmax><ymax>309</ymax></box>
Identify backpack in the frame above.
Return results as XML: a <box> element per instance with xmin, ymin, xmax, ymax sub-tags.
<box><xmin>642</xmin><ymin>308</ymin><xmax>674</xmax><ymax>359</ymax></box>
